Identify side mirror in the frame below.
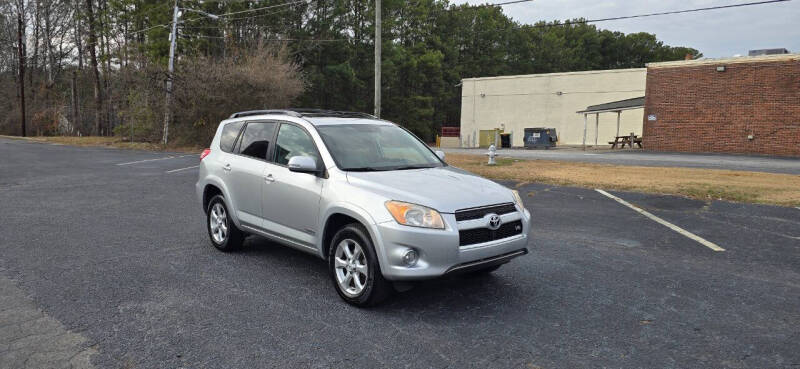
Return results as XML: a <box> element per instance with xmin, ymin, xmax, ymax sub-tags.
<box><xmin>435</xmin><ymin>150</ymin><xmax>446</xmax><ymax>160</ymax></box>
<box><xmin>287</xmin><ymin>156</ymin><xmax>318</xmax><ymax>174</ymax></box>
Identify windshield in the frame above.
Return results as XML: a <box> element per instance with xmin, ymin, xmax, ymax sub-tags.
<box><xmin>316</xmin><ymin>124</ymin><xmax>444</xmax><ymax>171</ymax></box>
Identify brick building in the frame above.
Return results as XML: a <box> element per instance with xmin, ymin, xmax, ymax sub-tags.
<box><xmin>643</xmin><ymin>54</ymin><xmax>800</xmax><ymax>157</ymax></box>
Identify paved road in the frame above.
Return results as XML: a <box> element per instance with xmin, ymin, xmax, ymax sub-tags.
<box><xmin>1</xmin><ymin>137</ymin><xmax>799</xmax><ymax>368</ymax></box>
<box><xmin>442</xmin><ymin>147</ymin><xmax>800</xmax><ymax>174</ymax></box>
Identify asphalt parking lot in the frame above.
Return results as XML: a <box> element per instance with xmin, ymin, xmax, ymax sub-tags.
<box><xmin>1</xmin><ymin>137</ymin><xmax>799</xmax><ymax>368</ymax></box>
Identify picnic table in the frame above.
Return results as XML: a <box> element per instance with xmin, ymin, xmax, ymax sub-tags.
<box><xmin>609</xmin><ymin>134</ymin><xmax>642</xmax><ymax>149</ymax></box>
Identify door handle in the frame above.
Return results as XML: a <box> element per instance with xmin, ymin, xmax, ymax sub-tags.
<box><xmin>264</xmin><ymin>173</ymin><xmax>275</xmax><ymax>183</ymax></box>
<box><xmin>223</xmin><ymin>163</ymin><xmax>231</xmax><ymax>172</ymax></box>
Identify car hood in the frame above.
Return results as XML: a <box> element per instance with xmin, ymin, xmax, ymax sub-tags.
<box><xmin>345</xmin><ymin>166</ymin><xmax>514</xmax><ymax>213</ymax></box>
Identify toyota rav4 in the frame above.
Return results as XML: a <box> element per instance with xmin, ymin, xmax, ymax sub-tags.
<box><xmin>196</xmin><ymin>109</ymin><xmax>530</xmax><ymax>306</ymax></box>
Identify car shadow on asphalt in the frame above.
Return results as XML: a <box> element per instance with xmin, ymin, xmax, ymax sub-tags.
<box><xmin>239</xmin><ymin>235</ymin><xmax>529</xmax><ymax>313</ymax></box>
<box><xmin>384</xmin><ymin>273</ymin><xmax>526</xmax><ymax>313</ymax></box>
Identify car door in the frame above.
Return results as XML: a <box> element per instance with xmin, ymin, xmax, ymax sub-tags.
<box><xmin>262</xmin><ymin>122</ymin><xmax>325</xmax><ymax>248</ymax></box>
<box><xmin>226</xmin><ymin>121</ymin><xmax>277</xmax><ymax>229</ymax></box>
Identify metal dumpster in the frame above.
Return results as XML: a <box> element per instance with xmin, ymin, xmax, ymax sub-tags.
<box><xmin>523</xmin><ymin>128</ymin><xmax>557</xmax><ymax>149</ymax></box>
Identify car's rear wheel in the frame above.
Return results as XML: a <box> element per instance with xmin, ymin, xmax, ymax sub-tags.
<box><xmin>207</xmin><ymin>195</ymin><xmax>244</xmax><ymax>252</ymax></box>
<box><xmin>328</xmin><ymin>223</ymin><xmax>391</xmax><ymax>307</ymax></box>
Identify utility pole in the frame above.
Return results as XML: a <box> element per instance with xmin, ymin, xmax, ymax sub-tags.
<box><xmin>161</xmin><ymin>2</ymin><xmax>218</xmax><ymax>145</ymax></box>
<box><xmin>17</xmin><ymin>3</ymin><xmax>26</xmax><ymax>137</ymax></box>
<box><xmin>374</xmin><ymin>0</ymin><xmax>381</xmax><ymax>118</ymax></box>
<box><xmin>162</xmin><ymin>0</ymin><xmax>179</xmax><ymax>145</ymax></box>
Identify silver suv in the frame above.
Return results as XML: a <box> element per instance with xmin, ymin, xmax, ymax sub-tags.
<box><xmin>196</xmin><ymin>109</ymin><xmax>530</xmax><ymax>306</ymax></box>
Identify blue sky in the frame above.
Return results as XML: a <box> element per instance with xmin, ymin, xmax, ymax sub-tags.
<box><xmin>450</xmin><ymin>0</ymin><xmax>799</xmax><ymax>58</ymax></box>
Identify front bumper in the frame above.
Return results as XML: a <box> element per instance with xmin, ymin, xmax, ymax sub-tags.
<box><xmin>444</xmin><ymin>249</ymin><xmax>528</xmax><ymax>275</ymax></box>
<box><xmin>372</xmin><ymin>207</ymin><xmax>531</xmax><ymax>281</ymax></box>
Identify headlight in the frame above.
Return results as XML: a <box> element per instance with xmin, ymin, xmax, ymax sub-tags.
<box><xmin>511</xmin><ymin>189</ymin><xmax>524</xmax><ymax>209</ymax></box>
<box><xmin>385</xmin><ymin>201</ymin><xmax>445</xmax><ymax>229</ymax></box>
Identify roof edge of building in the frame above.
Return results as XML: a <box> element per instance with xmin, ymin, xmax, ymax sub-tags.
<box><xmin>461</xmin><ymin>68</ymin><xmax>646</xmax><ymax>82</ymax></box>
<box><xmin>647</xmin><ymin>53</ymin><xmax>799</xmax><ymax>69</ymax></box>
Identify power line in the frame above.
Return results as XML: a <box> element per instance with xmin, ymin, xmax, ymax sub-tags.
<box><xmin>221</xmin><ymin>6</ymin><xmax>298</xmax><ymax>22</ymax></box>
<box><xmin>184</xmin><ymin>34</ymin><xmax>361</xmax><ymax>42</ymax></box>
<box><xmin>562</xmin><ymin>0</ymin><xmax>792</xmax><ymax>25</ymax></box>
<box><xmin>441</xmin><ymin>0</ymin><xmax>535</xmax><ymax>8</ymax></box>
<box><xmin>422</xmin><ymin>0</ymin><xmax>534</xmax><ymax>17</ymax></box>
<box><xmin>130</xmin><ymin>23</ymin><xmax>168</xmax><ymax>35</ymax></box>
<box><xmin>132</xmin><ymin>0</ymin><xmax>792</xmax><ymax>42</ymax></box>
<box><xmin>453</xmin><ymin>0</ymin><xmax>792</xmax><ymax>37</ymax></box>
<box><xmin>132</xmin><ymin>0</ymin><xmax>522</xmax><ymax>36</ymax></box>
<box><xmin>199</xmin><ymin>0</ymin><xmax>533</xmax><ymax>25</ymax></box>
<box><xmin>214</xmin><ymin>0</ymin><xmax>311</xmax><ymax>17</ymax></box>
<box><xmin>485</xmin><ymin>0</ymin><xmax>535</xmax><ymax>6</ymax></box>
<box><xmin>129</xmin><ymin>0</ymin><xmax>312</xmax><ymax>35</ymax></box>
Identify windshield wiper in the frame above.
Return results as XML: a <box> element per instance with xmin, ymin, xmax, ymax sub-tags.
<box><xmin>393</xmin><ymin>165</ymin><xmax>437</xmax><ymax>170</ymax></box>
<box><xmin>342</xmin><ymin>167</ymin><xmax>389</xmax><ymax>172</ymax></box>
<box><xmin>343</xmin><ymin>165</ymin><xmax>437</xmax><ymax>171</ymax></box>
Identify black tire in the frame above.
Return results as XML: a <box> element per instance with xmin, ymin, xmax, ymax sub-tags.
<box><xmin>328</xmin><ymin>223</ymin><xmax>392</xmax><ymax>307</ymax></box>
<box><xmin>206</xmin><ymin>195</ymin><xmax>245</xmax><ymax>252</ymax></box>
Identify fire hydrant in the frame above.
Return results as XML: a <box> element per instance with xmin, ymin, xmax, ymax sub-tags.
<box><xmin>487</xmin><ymin>144</ymin><xmax>497</xmax><ymax>165</ymax></box>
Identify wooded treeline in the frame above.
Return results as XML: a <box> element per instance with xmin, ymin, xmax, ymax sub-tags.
<box><xmin>0</xmin><ymin>0</ymin><xmax>698</xmax><ymax>145</ymax></box>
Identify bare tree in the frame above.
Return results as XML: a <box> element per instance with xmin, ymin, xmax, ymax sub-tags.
<box><xmin>15</xmin><ymin>0</ymin><xmax>27</xmax><ymax>137</ymax></box>
<box><xmin>72</xmin><ymin>0</ymin><xmax>82</xmax><ymax>130</ymax></box>
<box><xmin>0</xmin><ymin>1</ymin><xmax>307</xmax><ymax>141</ymax></box>
<box><xmin>84</xmin><ymin>0</ymin><xmax>103</xmax><ymax>135</ymax></box>
<box><xmin>42</xmin><ymin>0</ymin><xmax>54</xmax><ymax>85</ymax></box>
<box><xmin>73</xmin><ymin>0</ymin><xmax>82</xmax><ymax>69</ymax></box>
<box><xmin>99</xmin><ymin>0</ymin><xmax>111</xmax><ymax>132</ymax></box>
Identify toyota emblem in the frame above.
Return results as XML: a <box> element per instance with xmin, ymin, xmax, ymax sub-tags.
<box><xmin>488</xmin><ymin>214</ymin><xmax>502</xmax><ymax>230</ymax></box>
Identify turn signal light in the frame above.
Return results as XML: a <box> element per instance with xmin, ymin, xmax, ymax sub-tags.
<box><xmin>200</xmin><ymin>148</ymin><xmax>211</xmax><ymax>160</ymax></box>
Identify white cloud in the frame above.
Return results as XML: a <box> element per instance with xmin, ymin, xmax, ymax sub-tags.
<box><xmin>449</xmin><ymin>0</ymin><xmax>800</xmax><ymax>57</ymax></box>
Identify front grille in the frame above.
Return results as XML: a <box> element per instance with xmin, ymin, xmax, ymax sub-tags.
<box><xmin>459</xmin><ymin>220</ymin><xmax>523</xmax><ymax>246</ymax></box>
<box><xmin>455</xmin><ymin>203</ymin><xmax>517</xmax><ymax>222</ymax></box>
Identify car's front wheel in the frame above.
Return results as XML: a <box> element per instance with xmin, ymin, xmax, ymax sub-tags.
<box><xmin>328</xmin><ymin>223</ymin><xmax>391</xmax><ymax>307</ymax></box>
<box><xmin>206</xmin><ymin>195</ymin><xmax>244</xmax><ymax>252</ymax></box>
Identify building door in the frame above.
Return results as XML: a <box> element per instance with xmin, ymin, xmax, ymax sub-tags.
<box><xmin>479</xmin><ymin>129</ymin><xmax>498</xmax><ymax>147</ymax></box>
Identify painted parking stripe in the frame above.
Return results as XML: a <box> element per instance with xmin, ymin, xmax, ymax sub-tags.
<box><xmin>116</xmin><ymin>154</ymin><xmax>193</xmax><ymax>166</ymax></box>
<box><xmin>166</xmin><ymin>165</ymin><xmax>199</xmax><ymax>173</ymax></box>
<box><xmin>595</xmin><ymin>189</ymin><xmax>725</xmax><ymax>252</ymax></box>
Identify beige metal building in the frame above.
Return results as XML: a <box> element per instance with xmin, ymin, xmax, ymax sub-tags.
<box><xmin>460</xmin><ymin>68</ymin><xmax>647</xmax><ymax>147</ymax></box>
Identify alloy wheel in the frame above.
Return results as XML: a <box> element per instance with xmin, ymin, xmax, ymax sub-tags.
<box><xmin>334</xmin><ymin>239</ymin><xmax>368</xmax><ymax>297</ymax></box>
<box><xmin>209</xmin><ymin>203</ymin><xmax>228</xmax><ymax>244</ymax></box>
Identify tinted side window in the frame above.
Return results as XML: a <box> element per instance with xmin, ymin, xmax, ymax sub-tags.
<box><xmin>219</xmin><ymin>121</ymin><xmax>244</xmax><ymax>153</ymax></box>
<box><xmin>274</xmin><ymin>124</ymin><xmax>321</xmax><ymax>166</ymax></box>
<box><xmin>238</xmin><ymin>122</ymin><xmax>277</xmax><ymax>160</ymax></box>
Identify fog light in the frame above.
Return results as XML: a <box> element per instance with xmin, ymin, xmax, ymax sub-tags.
<box><xmin>402</xmin><ymin>250</ymin><xmax>418</xmax><ymax>267</ymax></box>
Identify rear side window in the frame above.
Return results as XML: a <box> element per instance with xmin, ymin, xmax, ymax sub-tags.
<box><xmin>238</xmin><ymin>122</ymin><xmax>277</xmax><ymax>160</ymax></box>
<box><xmin>219</xmin><ymin>121</ymin><xmax>244</xmax><ymax>153</ymax></box>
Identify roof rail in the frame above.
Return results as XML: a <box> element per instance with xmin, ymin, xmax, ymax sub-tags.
<box><xmin>290</xmin><ymin>109</ymin><xmax>376</xmax><ymax>119</ymax></box>
<box><xmin>228</xmin><ymin>109</ymin><xmax>375</xmax><ymax>120</ymax></box>
<box><xmin>228</xmin><ymin>110</ymin><xmax>302</xmax><ymax>119</ymax></box>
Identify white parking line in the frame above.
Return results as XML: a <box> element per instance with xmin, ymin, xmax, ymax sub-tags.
<box><xmin>116</xmin><ymin>155</ymin><xmax>192</xmax><ymax>166</ymax></box>
<box><xmin>595</xmin><ymin>189</ymin><xmax>725</xmax><ymax>252</ymax></box>
<box><xmin>166</xmin><ymin>165</ymin><xmax>199</xmax><ymax>173</ymax></box>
